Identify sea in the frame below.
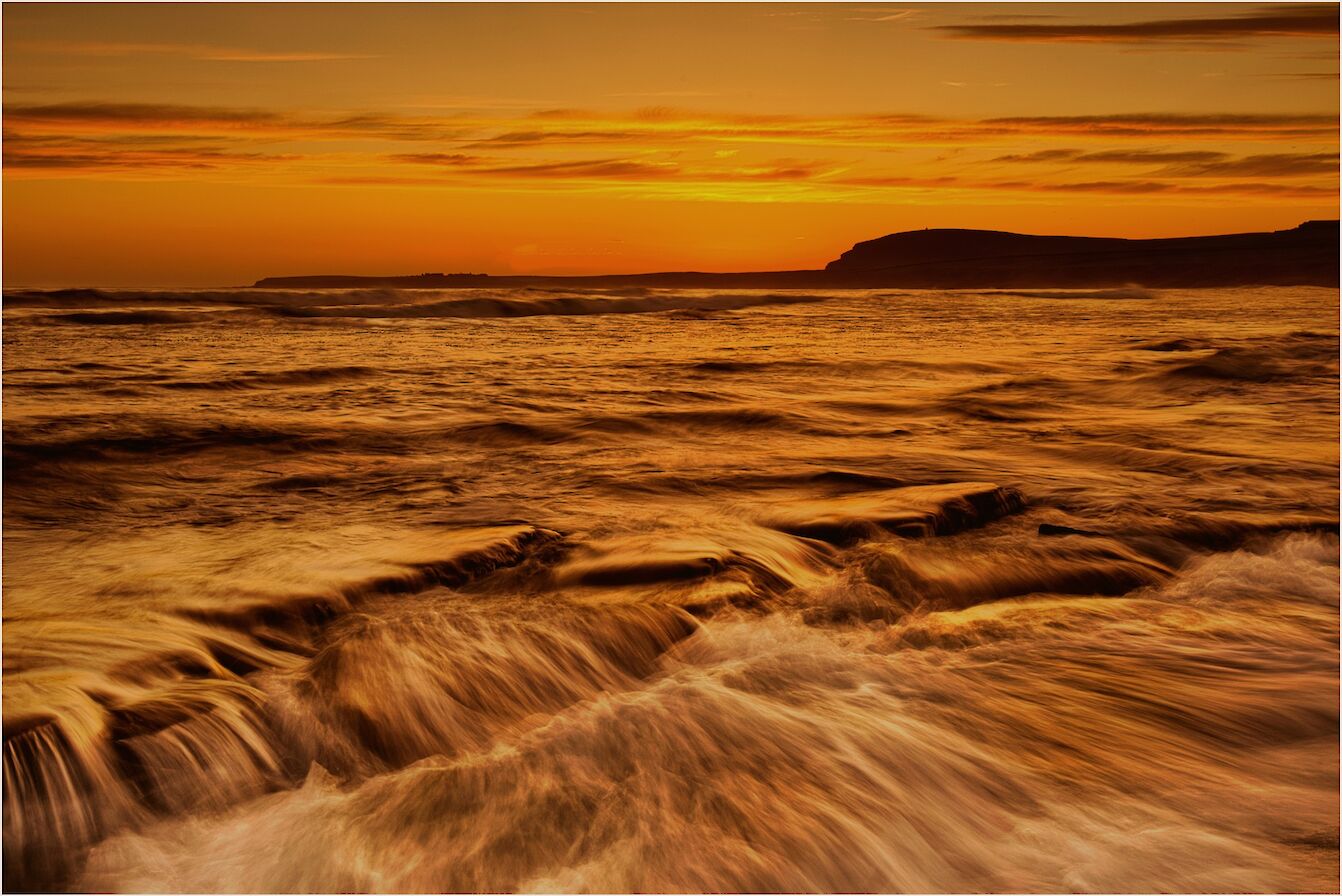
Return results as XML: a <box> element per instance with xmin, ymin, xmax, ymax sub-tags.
<box><xmin>2</xmin><ymin>284</ymin><xmax>1338</xmax><ymax>892</ymax></box>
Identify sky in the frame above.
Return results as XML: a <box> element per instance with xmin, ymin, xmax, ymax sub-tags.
<box><xmin>3</xmin><ymin>2</ymin><xmax>1339</xmax><ymax>286</ymax></box>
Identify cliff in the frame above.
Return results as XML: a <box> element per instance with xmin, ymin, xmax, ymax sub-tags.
<box><xmin>823</xmin><ymin>220</ymin><xmax>1339</xmax><ymax>288</ymax></box>
<box><xmin>254</xmin><ymin>220</ymin><xmax>1339</xmax><ymax>289</ymax></box>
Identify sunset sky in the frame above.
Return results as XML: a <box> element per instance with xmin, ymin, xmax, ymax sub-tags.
<box><xmin>3</xmin><ymin>2</ymin><xmax>1338</xmax><ymax>286</ymax></box>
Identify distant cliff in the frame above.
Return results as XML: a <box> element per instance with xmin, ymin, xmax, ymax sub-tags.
<box><xmin>823</xmin><ymin>221</ymin><xmax>1340</xmax><ymax>288</ymax></box>
<box><xmin>254</xmin><ymin>220</ymin><xmax>1339</xmax><ymax>289</ymax></box>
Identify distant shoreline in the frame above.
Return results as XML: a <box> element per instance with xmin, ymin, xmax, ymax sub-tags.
<box><xmin>254</xmin><ymin>221</ymin><xmax>1340</xmax><ymax>290</ymax></box>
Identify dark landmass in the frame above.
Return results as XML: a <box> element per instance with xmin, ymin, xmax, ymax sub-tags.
<box><xmin>255</xmin><ymin>220</ymin><xmax>1339</xmax><ymax>290</ymax></box>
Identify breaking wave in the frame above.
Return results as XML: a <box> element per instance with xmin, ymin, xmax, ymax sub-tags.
<box><xmin>992</xmin><ymin>286</ymin><xmax>1157</xmax><ymax>300</ymax></box>
<box><xmin>7</xmin><ymin>288</ymin><xmax>829</xmax><ymax>323</ymax></box>
<box><xmin>3</xmin><ymin>285</ymin><xmax>1338</xmax><ymax>892</ymax></box>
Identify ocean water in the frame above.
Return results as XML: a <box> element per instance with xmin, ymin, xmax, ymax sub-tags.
<box><xmin>2</xmin><ymin>285</ymin><xmax>1338</xmax><ymax>893</ymax></box>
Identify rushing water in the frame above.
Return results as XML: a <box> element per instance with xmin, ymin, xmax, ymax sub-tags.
<box><xmin>3</xmin><ymin>285</ymin><xmax>1338</xmax><ymax>893</ymax></box>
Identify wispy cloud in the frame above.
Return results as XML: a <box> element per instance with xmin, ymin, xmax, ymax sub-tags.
<box><xmin>465</xmin><ymin>130</ymin><xmax>652</xmax><ymax>148</ymax></box>
<box><xmin>999</xmin><ymin>179</ymin><xmax>1335</xmax><ymax>197</ymax></box>
<box><xmin>11</xmin><ymin>102</ymin><xmax>1334</xmax><ymax>146</ymax></box>
<box><xmin>3</xmin><ymin>131</ymin><xmax>298</xmax><ymax>170</ymax></box>
<box><xmin>1151</xmin><ymin>152</ymin><xmax>1340</xmax><ymax>177</ymax></box>
<box><xmin>982</xmin><ymin>113</ymin><xmax>1338</xmax><ymax>138</ymax></box>
<box><xmin>993</xmin><ymin>148</ymin><xmax>1229</xmax><ymax>164</ymax></box>
<box><xmin>390</xmin><ymin>153</ymin><xmax>484</xmax><ymax>167</ymax></box>
<box><xmin>392</xmin><ymin>153</ymin><xmax>833</xmax><ymax>184</ymax></box>
<box><xmin>3</xmin><ymin>102</ymin><xmax>469</xmax><ymax>141</ymax></box>
<box><xmin>5</xmin><ymin>100</ymin><xmax>1334</xmax><ymax>206</ymax></box>
<box><xmin>936</xmin><ymin>4</ymin><xmax>1338</xmax><ymax>45</ymax></box>
<box><xmin>989</xmin><ymin>147</ymin><xmax>1339</xmax><ymax>178</ymax></box>
<box><xmin>816</xmin><ymin>173</ymin><xmax>1334</xmax><ymax>200</ymax></box>
<box><xmin>5</xmin><ymin>102</ymin><xmax>283</xmax><ymax>127</ymax></box>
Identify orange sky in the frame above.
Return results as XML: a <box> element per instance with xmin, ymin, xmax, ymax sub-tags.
<box><xmin>3</xmin><ymin>2</ymin><xmax>1339</xmax><ymax>286</ymax></box>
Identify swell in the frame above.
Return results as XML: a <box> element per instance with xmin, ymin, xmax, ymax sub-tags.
<box><xmin>158</xmin><ymin>366</ymin><xmax>380</xmax><ymax>391</ymax></box>
<box><xmin>3</xmin><ymin>525</ymin><xmax>709</xmax><ymax>891</ymax></box>
<box><xmin>5</xmin><ymin>481</ymin><xmax>1339</xmax><ymax>891</ymax></box>
<box><xmin>1</xmin><ymin>401</ymin><xmax>886</xmax><ymax>482</ymax></box>
<box><xmin>4</xmin><ymin>288</ymin><xmax>433</xmax><ymax>309</ymax></box>
<box><xmin>269</xmin><ymin>292</ymin><xmax>826</xmax><ymax>319</ymax></box>
<box><xmin>40</xmin><ymin>310</ymin><xmax>220</xmax><ymax>326</ymax></box>
<box><xmin>5</xmin><ymin>365</ymin><xmax>381</xmax><ymax>394</ymax></box>
<box><xmin>5</xmin><ymin>286</ymin><xmax>1338</xmax><ymax>893</ymax></box>
<box><xmin>991</xmin><ymin>286</ymin><xmax>1158</xmax><ymax>300</ymax></box>
<box><xmin>8</xmin><ymin>289</ymin><xmax>829</xmax><ymax>320</ymax></box>
<box><xmin>73</xmin><ymin>535</ymin><xmax>1341</xmax><ymax>893</ymax></box>
<box><xmin>0</xmin><ymin>480</ymin><xmax>1022</xmax><ymax>890</ymax></box>
<box><xmin>1141</xmin><ymin>333</ymin><xmax>1339</xmax><ymax>386</ymax></box>
<box><xmin>3</xmin><ymin>421</ymin><xmax>343</xmax><ymax>470</ymax></box>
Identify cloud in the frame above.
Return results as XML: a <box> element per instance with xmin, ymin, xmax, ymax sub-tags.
<box><xmin>480</xmin><ymin>158</ymin><xmax>683</xmax><ymax>179</ymax></box>
<box><xmin>4</xmin><ymin>143</ymin><xmax>297</xmax><ymax>170</ymax></box>
<box><xmin>5</xmin><ymin>100</ymin><xmax>1334</xmax><ymax>206</ymax></box>
<box><xmin>985</xmin><ymin>147</ymin><xmax>1339</xmax><ymax>182</ymax></box>
<box><xmin>935</xmin><ymin>4</ymin><xmax>1338</xmax><ymax>44</ymax></box>
<box><xmin>1152</xmin><ymin>152</ymin><xmax>1340</xmax><ymax>177</ymax></box>
<box><xmin>992</xmin><ymin>148</ymin><xmax>1229</xmax><ymax>164</ymax></box>
<box><xmin>991</xmin><ymin>179</ymin><xmax>1335</xmax><ymax>197</ymax></box>
<box><xmin>465</xmin><ymin>130</ymin><xmax>651</xmax><ymax>148</ymax></box>
<box><xmin>3</xmin><ymin>102</ymin><xmax>470</xmax><ymax>142</ymax></box>
<box><xmin>834</xmin><ymin>175</ymin><xmax>961</xmax><ymax>188</ymax></box>
<box><xmin>1</xmin><ymin>127</ymin><xmax>299</xmax><ymax>172</ymax></box>
<box><xmin>5</xmin><ymin>102</ymin><xmax>282</xmax><ymax>127</ymax></box>
<box><xmin>829</xmin><ymin>173</ymin><xmax>1333</xmax><ymax>199</ymax></box>
<box><xmin>390</xmin><ymin>153</ymin><xmax>484</xmax><ymax>167</ymax></box>
<box><xmin>392</xmin><ymin>154</ymin><xmax>834</xmax><ymax>184</ymax></box>
<box><xmin>990</xmin><ymin>148</ymin><xmax>1083</xmax><ymax>163</ymax></box>
<box><xmin>983</xmin><ymin>112</ymin><xmax>1338</xmax><ymax>138</ymax></box>
<box><xmin>10</xmin><ymin>102</ymin><xmax>1333</xmax><ymax>151</ymax></box>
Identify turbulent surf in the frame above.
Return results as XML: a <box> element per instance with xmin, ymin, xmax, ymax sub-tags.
<box><xmin>3</xmin><ymin>285</ymin><xmax>1338</xmax><ymax>892</ymax></box>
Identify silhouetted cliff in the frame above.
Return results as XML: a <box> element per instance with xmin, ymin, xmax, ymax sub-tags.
<box><xmin>823</xmin><ymin>221</ymin><xmax>1339</xmax><ymax>288</ymax></box>
<box><xmin>254</xmin><ymin>221</ymin><xmax>1339</xmax><ymax>289</ymax></box>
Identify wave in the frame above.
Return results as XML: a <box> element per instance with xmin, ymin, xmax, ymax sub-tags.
<box><xmin>2</xmin><ymin>523</ymin><xmax>570</xmax><ymax>890</ymax></box>
<box><xmin>6</xmin><ymin>288</ymin><xmax>829</xmax><ymax>320</ymax></box>
<box><xmin>1134</xmin><ymin>337</ymin><xmax>1203</xmax><ymax>352</ymax></box>
<box><xmin>581</xmin><ymin>467</ymin><xmax>913</xmax><ymax>499</ymax></box>
<box><xmin>166</xmin><ymin>366</ymin><xmax>380</xmax><ymax>391</ymax></box>
<box><xmin>41</xmin><ymin>310</ymin><xmax>216</xmax><ymax>325</ymax></box>
<box><xmin>4</xmin><ymin>592</ymin><xmax>700</xmax><ymax>889</ymax></box>
<box><xmin>1</xmin><ymin>402</ymin><xmax>875</xmax><ymax>482</ymax></box>
<box><xmin>4</xmin><ymin>284</ymin><xmax>1337</xmax><ymax>893</ymax></box>
<box><xmin>3</xmin><ymin>421</ymin><xmax>338</xmax><ymax>469</ymax></box>
<box><xmin>760</xmin><ymin>482</ymin><xmax>1026</xmax><ymax>544</ymax></box>
<box><xmin>4</xmin><ymin>288</ymin><xmax>436</xmax><ymax>309</ymax></box>
<box><xmin>551</xmin><ymin>527</ymin><xmax>833</xmax><ymax>615</ymax></box>
<box><xmin>5</xmin><ymin>493</ymin><xmax>1338</xmax><ymax>891</ymax></box>
<box><xmin>269</xmin><ymin>292</ymin><xmax>827</xmax><ymax>320</ymax></box>
<box><xmin>1158</xmin><ymin>345</ymin><xmax>1338</xmax><ymax>383</ymax></box>
<box><xmin>802</xmin><ymin>536</ymin><xmax>1173</xmax><ymax>624</ymax></box>
<box><xmin>72</xmin><ymin>535</ymin><xmax>1340</xmax><ymax>892</ymax></box>
<box><xmin>993</xmin><ymin>286</ymin><xmax>1157</xmax><ymax>300</ymax></box>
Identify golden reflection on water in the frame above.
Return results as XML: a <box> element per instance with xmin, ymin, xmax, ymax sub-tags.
<box><xmin>3</xmin><ymin>286</ymin><xmax>1338</xmax><ymax>892</ymax></box>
